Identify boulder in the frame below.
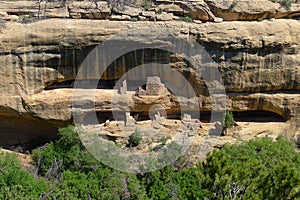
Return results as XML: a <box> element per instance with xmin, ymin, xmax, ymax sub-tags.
<box><xmin>158</xmin><ymin>3</ymin><xmax>184</xmax><ymax>16</ymax></box>
<box><xmin>141</xmin><ymin>11</ymin><xmax>156</xmax><ymax>20</ymax></box>
<box><xmin>214</xmin><ymin>17</ymin><xmax>223</xmax><ymax>23</ymax></box>
<box><xmin>180</xmin><ymin>1</ymin><xmax>215</xmax><ymax>21</ymax></box>
<box><xmin>206</xmin><ymin>0</ymin><xmax>300</xmax><ymax>21</ymax></box>
<box><xmin>112</xmin><ymin>5</ymin><xmax>142</xmax><ymax>17</ymax></box>
<box><xmin>156</xmin><ymin>12</ymin><xmax>173</xmax><ymax>21</ymax></box>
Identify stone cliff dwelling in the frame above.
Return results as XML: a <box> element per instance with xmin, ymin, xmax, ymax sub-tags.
<box><xmin>0</xmin><ymin>0</ymin><xmax>299</xmax><ymax>197</ymax></box>
<box><xmin>0</xmin><ymin>45</ymin><xmax>296</xmax><ymax>151</ymax></box>
<box><xmin>0</xmin><ymin>0</ymin><xmax>299</xmax><ymax>152</ymax></box>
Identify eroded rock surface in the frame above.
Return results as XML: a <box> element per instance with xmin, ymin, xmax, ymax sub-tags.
<box><xmin>0</xmin><ymin>1</ymin><xmax>299</xmax><ymax>148</ymax></box>
<box><xmin>206</xmin><ymin>0</ymin><xmax>300</xmax><ymax>21</ymax></box>
<box><xmin>80</xmin><ymin>118</ymin><xmax>294</xmax><ymax>164</ymax></box>
<box><xmin>0</xmin><ymin>19</ymin><xmax>299</xmax><ymax>121</ymax></box>
<box><xmin>0</xmin><ymin>0</ymin><xmax>299</xmax><ymax>22</ymax></box>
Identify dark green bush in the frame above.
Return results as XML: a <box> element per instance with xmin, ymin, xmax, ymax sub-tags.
<box><xmin>221</xmin><ymin>109</ymin><xmax>235</xmax><ymax>135</ymax></box>
<box><xmin>231</xmin><ymin>1</ymin><xmax>238</xmax><ymax>8</ymax></box>
<box><xmin>141</xmin><ymin>0</ymin><xmax>152</xmax><ymax>11</ymax></box>
<box><xmin>281</xmin><ymin>0</ymin><xmax>292</xmax><ymax>9</ymax></box>
<box><xmin>178</xmin><ymin>16</ymin><xmax>193</xmax><ymax>22</ymax></box>
<box><xmin>0</xmin><ymin>151</ymin><xmax>50</xmax><ymax>199</ymax></box>
<box><xmin>202</xmin><ymin>136</ymin><xmax>300</xmax><ymax>199</ymax></box>
<box><xmin>128</xmin><ymin>128</ymin><xmax>142</xmax><ymax>147</ymax></box>
<box><xmin>2</xmin><ymin>125</ymin><xmax>300</xmax><ymax>199</ymax></box>
<box><xmin>32</xmin><ymin>125</ymin><xmax>148</xmax><ymax>199</ymax></box>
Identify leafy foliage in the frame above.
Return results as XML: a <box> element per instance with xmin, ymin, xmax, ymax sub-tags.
<box><xmin>202</xmin><ymin>136</ymin><xmax>300</xmax><ymax>199</ymax></box>
<box><xmin>2</xmin><ymin>125</ymin><xmax>300</xmax><ymax>199</ymax></box>
<box><xmin>230</xmin><ymin>0</ymin><xmax>238</xmax><ymax>9</ymax></box>
<box><xmin>222</xmin><ymin>109</ymin><xmax>235</xmax><ymax>134</ymax></box>
<box><xmin>141</xmin><ymin>0</ymin><xmax>153</xmax><ymax>11</ymax></box>
<box><xmin>0</xmin><ymin>151</ymin><xmax>49</xmax><ymax>199</ymax></box>
<box><xmin>178</xmin><ymin>16</ymin><xmax>193</xmax><ymax>22</ymax></box>
<box><xmin>140</xmin><ymin>165</ymin><xmax>206</xmax><ymax>199</ymax></box>
<box><xmin>272</xmin><ymin>0</ymin><xmax>292</xmax><ymax>9</ymax></box>
<box><xmin>33</xmin><ymin>125</ymin><xmax>147</xmax><ymax>199</ymax></box>
<box><xmin>128</xmin><ymin>128</ymin><xmax>142</xmax><ymax>147</ymax></box>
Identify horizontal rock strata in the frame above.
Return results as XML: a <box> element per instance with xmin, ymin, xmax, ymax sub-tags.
<box><xmin>0</xmin><ymin>12</ymin><xmax>298</xmax><ymax>146</ymax></box>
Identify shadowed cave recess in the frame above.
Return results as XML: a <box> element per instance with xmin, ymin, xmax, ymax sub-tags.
<box><xmin>1</xmin><ymin>47</ymin><xmax>292</xmax><ymax>151</ymax></box>
<box><xmin>82</xmin><ymin>110</ymin><xmax>286</xmax><ymax>126</ymax></box>
<box><xmin>0</xmin><ymin>115</ymin><xmax>59</xmax><ymax>151</ymax></box>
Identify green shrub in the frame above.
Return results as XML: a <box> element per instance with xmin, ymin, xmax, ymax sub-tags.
<box><xmin>128</xmin><ymin>128</ymin><xmax>142</xmax><ymax>147</ymax></box>
<box><xmin>130</xmin><ymin>17</ymin><xmax>138</xmax><ymax>22</ymax></box>
<box><xmin>32</xmin><ymin>125</ymin><xmax>148</xmax><ymax>199</ymax></box>
<box><xmin>221</xmin><ymin>109</ymin><xmax>235</xmax><ymax>135</ymax></box>
<box><xmin>201</xmin><ymin>136</ymin><xmax>300</xmax><ymax>199</ymax></box>
<box><xmin>231</xmin><ymin>1</ymin><xmax>238</xmax><ymax>8</ymax></box>
<box><xmin>142</xmin><ymin>0</ymin><xmax>152</xmax><ymax>11</ymax></box>
<box><xmin>178</xmin><ymin>16</ymin><xmax>193</xmax><ymax>22</ymax></box>
<box><xmin>257</xmin><ymin>17</ymin><xmax>264</xmax><ymax>21</ymax></box>
<box><xmin>280</xmin><ymin>0</ymin><xmax>291</xmax><ymax>10</ymax></box>
<box><xmin>3</xmin><ymin>125</ymin><xmax>300</xmax><ymax>199</ymax></box>
<box><xmin>0</xmin><ymin>151</ymin><xmax>50</xmax><ymax>199</ymax></box>
<box><xmin>28</xmin><ymin>13</ymin><xmax>34</xmax><ymax>18</ymax></box>
<box><xmin>33</xmin><ymin>125</ymin><xmax>100</xmax><ymax>176</ymax></box>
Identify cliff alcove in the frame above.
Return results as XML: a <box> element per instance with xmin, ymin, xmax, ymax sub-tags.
<box><xmin>0</xmin><ymin>115</ymin><xmax>58</xmax><ymax>151</ymax></box>
<box><xmin>0</xmin><ymin>0</ymin><xmax>299</xmax><ymax>152</ymax></box>
<box><xmin>232</xmin><ymin>110</ymin><xmax>286</xmax><ymax>122</ymax></box>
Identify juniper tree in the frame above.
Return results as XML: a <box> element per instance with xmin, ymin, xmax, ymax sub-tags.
<box><xmin>221</xmin><ymin>109</ymin><xmax>235</xmax><ymax>135</ymax></box>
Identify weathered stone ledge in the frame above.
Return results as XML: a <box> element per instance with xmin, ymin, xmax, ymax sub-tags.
<box><xmin>1</xmin><ymin>19</ymin><xmax>298</xmax><ymax>95</ymax></box>
<box><xmin>0</xmin><ymin>0</ymin><xmax>299</xmax><ymax>23</ymax></box>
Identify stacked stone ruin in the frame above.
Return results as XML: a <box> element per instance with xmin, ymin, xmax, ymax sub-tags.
<box><xmin>117</xmin><ymin>76</ymin><xmax>201</xmax><ymax>132</ymax></box>
<box><xmin>136</xmin><ymin>76</ymin><xmax>170</xmax><ymax>96</ymax></box>
<box><xmin>181</xmin><ymin>113</ymin><xmax>201</xmax><ymax>132</ymax></box>
<box><xmin>125</xmin><ymin>112</ymin><xmax>135</xmax><ymax>127</ymax></box>
<box><xmin>118</xmin><ymin>80</ymin><xmax>127</xmax><ymax>95</ymax></box>
<box><xmin>152</xmin><ymin>111</ymin><xmax>165</xmax><ymax>126</ymax></box>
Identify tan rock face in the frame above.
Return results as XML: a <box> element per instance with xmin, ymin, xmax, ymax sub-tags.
<box><xmin>156</xmin><ymin>12</ymin><xmax>174</xmax><ymax>21</ymax></box>
<box><xmin>0</xmin><ymin>17</ymin><xmax>299</xmax><ymax>146</ymax></box>
<box><xmin>79</xmin><ymin>120</ymin><xmax>294</xmax><ymax>163</ymax></box>
<box><xmin>206</xmin><ymin>0</ymin><xmax>300</xmax><ymax>21</ymax></box>
<box><xmin>0</xmin><ymin>19</ymin><xmax>299</xmax><ymax>107</ymax></box>
<box><xmin>2</xmin><ymin>19</ymin><xmax>296</xmax><ymax>95</ymax></box>
<box><xmin>1</xmin><ymin>0</ymin><xmax>298</xmax><ymax>23</ymax></box>
<box><xmin>112</xmin><ymin>6</ymin><xmax>142</xmax><ymax>17</ymax></box>
<box><xmin>179</xmin><ymin>0</ymin><xmax>215</xmax><ymax>21</ymax></box>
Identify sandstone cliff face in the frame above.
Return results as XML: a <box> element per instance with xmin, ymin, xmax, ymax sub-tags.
<box><xmin>206</xmin><ymin>0</ymin><xmax>300</xmax><ymax>21</ymax></box>
<box><xmin>0</xmin><ymin>0</ymin><xmax>299</xmax><ymax>22</ymax></box>
<box><xmin>1</xmin><ymin>19</ymin><xmax>299</xmax><ymax>115</ymax></box>
<box><xmin>0</xmin><ymin>0</ymin><xmax>299</xmax><ymax>148</ymax></box>
<box><xmin>2</xmin><ymin>19</ymin><xmax>300</xmax><ymax>92</ymax></box>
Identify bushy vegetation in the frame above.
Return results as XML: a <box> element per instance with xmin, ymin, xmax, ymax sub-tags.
<box><xmin>230</xmin><ymin>0</ymin><xmax>238</xmax><ymax>9</ymax></box>
<box><xmin>271</xmin><ymin>0</ymin><xmax>292</xmax><ymax>9</ymax></box>
<box><xmin>178</xmin><ymin>16</ymin><xmax>193</xmax><ymax>22</ymax></box>
<box><xmin>1</xmin><ymin>126</ymin><xmax>300</xmax><ymax>199</ymax></box>
<box><xmin>32</xmin><ymin>126</ymin><xmax>148</xmax><ymax>199</ymax></box>
<box><xmin>128</xmin><ymin>128</ymin><xmax>142</xmax><ymax>147</ymax></box>
<box><xmin>221</xmin><ymin>109</ymin><xmax>235</xmax><ymax>135</ymax></box>
<box><xmin>202</xmin><ymin>136</ymin><xmax>300</xmax><ymax>199</ymax></box>
<box><xmin>141</xmin><ymin>0</ymin><xmax>153</xmax><ymax>11</ymax></box>
<box><xmin>0</xmin><ymin>151</ymin><xmax>49</xmax><ymax>199</ymax></box>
